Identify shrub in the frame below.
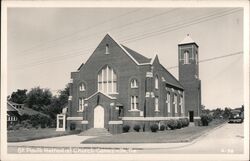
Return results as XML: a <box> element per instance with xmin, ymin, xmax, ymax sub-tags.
<box><xmin>159</xmin><ymin>125</ymin><xmax>165</xmax><ymax>131</ymax></box>
<box><xmin>22</xmin><ymin>120</ymin><xmax>31</xmax><ymax>128</ymax></box>
<box><xmin>123</xmin><ymin>125</ymin><xmax>130</xmax><ymax>133</ymax></box>
<box><xmin>167</xmin><ymin>119</ymin><xmax>178</xmax><ymax>130</ymax></box>
<box><xmin>150</xmin><ymin>124</ymin><xmax>159</xmax><ymax>132</ymax></box>
<box><xmin>180</xmin><ymin>118</ymin><xmax>189</xmax><ymax>127</ymax></box>
<box><xmin>201</xmin><ymin>114</ymin><xmax>211</xmax><ymax>126</ymax></box>
<box><xmin>13</xmin><ymin>124</ymin><xmax>22</xmax><ymax>130</ymax></box>
<box><xmin>133</xmin><ymin>124</ymin><xmax>141</xmax><ymax>132</ymax></box>
<box><xmin>41</xmin><ymin>123</ymin><xmax>46</xmax><ymax>128</ymax></box>
<box><xmin>21</xmin><ymin>114</ymin><xmax>30</xmax><ymax>121</ymax></box>
<box><xmin>176</xmin><ymin>120</ymin><xmax>182</xmax><ymax>129</ymax></box>
<box><xmin>7</xmin><ymin>125</ymin><xmax>13</xmax><ymax>131</ymax></box>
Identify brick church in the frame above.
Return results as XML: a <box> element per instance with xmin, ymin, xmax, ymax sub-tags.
<box><xmin>56</xmin><ymin>33</ymin><xmax>201</xmax><ymax>134</ymax></box>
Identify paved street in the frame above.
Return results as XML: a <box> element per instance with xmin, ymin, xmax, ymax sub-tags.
<box><xmin>8</xmin><ymin>123</ymin><xmax>244</xmax><ymax>154</ymax></box>
<box><xmin>139</xmin><ymin>123</ymin><xmax>244</xmax><ymax>154</ymax></box>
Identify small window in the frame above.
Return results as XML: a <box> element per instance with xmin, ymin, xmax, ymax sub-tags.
<box><xmin>105</xmin><ymin>44</ymin><xmax>109</xmax><ymax>54</ymax></box>
<box><xmin>184</xmin><ymin>51</ymin><xmax>189</xmax><ymax>64</ymax></box>
<box><xmin>78</xmin><ymin>98</ymin><xmax>84</xmax><ymax>112</ymax></box>
<box><xmin>79</xmin><ymin>83</ymin><xmax>85</xmax><ymax>91</ymax></box>
<box><xmin>155</xmin><ymin>75</ymin><xmax>159</xmax><ymax>89</ymax></box>
<box><xmin>155</xmin><ymin>96</ymin><xmax>159</xmax><ymax>112</ymax></box>
<box><xmin>174</xmin><ymin>94</ymin><xmax>178</xmax><ymax>114</ymax></box>
<box><xmin>130</xmin><ymin>96</ymin><xmax>138</xmax><ymax>110</ymax></box>
<box><xmin>131</xmin><ymin>79</ymin><xmax>138</xmax><ymax>88</ymax></box>
<box><xmin>180</xmin><ymin>96</ymin><xmax>184</xmax><ymax>114</ymax></box>
<box><xmin>166</xmin><ymin>92</ymin><xmax>170</xmax><ymax>114</ymax></box>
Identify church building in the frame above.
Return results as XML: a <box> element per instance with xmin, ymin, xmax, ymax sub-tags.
<box><xmin>56</xmin><ymin>33</ymin><xmax>201</xmax><ymax>134</ymax></box>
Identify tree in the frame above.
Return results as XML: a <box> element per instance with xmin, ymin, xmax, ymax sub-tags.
<box><xmin>223</xmin><ymin>107</ymin><xmax>232</xmax><ymax>119</ymax></box>
<box><xmin>25</xmin><ymin>87</ymin><xmax>52</xmax><ymax>111</ymax></box>
<box><xmin>46</xmin><ymin>85</ymin><xmax>69</xmax><ymax>120</ymax></box>
<box><xmin>9</xmin><ymin>89</ymin><xmax>27</xmax><ymax>104</ymax></box>
<box><xmin>58</xmin><ymin>85</ymin><xmax>69</xmax><ymax>106</ymax></box>
<box><xmin>212</xmin><ymin>108</ymin><xmax>223</xmax><ymax>119</ymax></box>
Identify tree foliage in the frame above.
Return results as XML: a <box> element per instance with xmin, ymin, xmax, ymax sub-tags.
<box><xmin>25</xmin><ymin>87</ymin><xmax>52</xmax><ymax>111</ymax></box>
<box><xmin>9</xmin><ymin>89</ymin><xmax>27</xmax><ymax>104</ymax></box>
<box><xmin>46</xmin><ymin>85</ymin><xmax>69</xmax><ymax>119</ymax></box>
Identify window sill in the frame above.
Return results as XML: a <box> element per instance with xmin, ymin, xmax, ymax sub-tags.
<box><xmin>77</xmin><ymin>110</ymin><xmax>84</xmax><ymax>113</ymax></box>
<box><xmin>131</xmin><ymin>87</ymin><xmax>138</xmax><ymax>89</ymax></box>
<box><xmin>109</xmin><ymin>92</ymin><xmax>119</xmax><ymax>94</ymax></box>
<box><xmin>155</xmin><ymin>110</ymin><xmax>160</xmax><ymax>112</ymax></box>
<box><xmin>128</xmin><ymin>109</ymin><xmax>140</xmax><ymax>112</ymax></box>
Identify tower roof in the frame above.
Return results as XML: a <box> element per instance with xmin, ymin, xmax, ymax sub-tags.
<box><xmin>178</xmin><ymin>34</ymin><xmax>197</xmax><ymax>46</ymax></box>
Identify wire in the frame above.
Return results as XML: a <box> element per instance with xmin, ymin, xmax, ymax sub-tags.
<box><xmin>14</xmin><ymin>9</ymin><xmax>141</xmax><ymax>56</ymax></box>
<box><xmin>166</xmin><ymin>51</ymin><xmax>243</xmax><ymax>70</ymax></box>
<box><xmin>16</xmin><ymin>9</ymin><xmax>176</xmax><ymax>56</ymax></box>
<box><xmin>122</xmin><ymin>8</ymin><xmax>241</xmax><ymax>43</ymax></box>
<box><xmin>10</xmin><ymin>9</ymin><xmax>242</xmax><ymax>70</ymax></box>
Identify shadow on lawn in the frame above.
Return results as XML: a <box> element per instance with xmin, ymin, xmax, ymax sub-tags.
<box><xmin>81</xmin><ymin>119</ymin><xmax>226</xmax><ymax>144</ymax></box>
<box><xmin>8</xmin><ymin>128</ymin><xmax>81</xmax><ymax>142</ymax></box>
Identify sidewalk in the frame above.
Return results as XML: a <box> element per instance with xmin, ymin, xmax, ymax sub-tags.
<box><xmin>8</xmin><ymin>123</ymin><xmax>227</xmax><ymax>151</ymax></box>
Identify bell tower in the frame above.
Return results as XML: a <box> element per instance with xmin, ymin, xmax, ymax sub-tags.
<box><xmin>178</xmin><ymin>34</ymin><xmax>201</xmax><ymax>121</ymax></box>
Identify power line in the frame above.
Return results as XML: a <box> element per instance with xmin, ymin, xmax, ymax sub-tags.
<box><xmin>17</xmin><ymin>8</ymin><xmax>226</xmax><ymax>57</ymax></box>
<box><xmin>166</xmin><ymin>51</ymin><xmax>243</xmax><ymax>70</ymax></box>
<box><xmin>15</xmin><ymin>9</ymin><xmax>141</xmax><ymax>56</ymax></box>
<box><xmin>10</xmin><ymin>9</ymin><xmax>241</xmax><ymax>70</ymax></box>
<box><xmin>17</xmin><ymin>9</ymin><xmax>176</xmax><ymax>56</ymax></box>
<box><xmin>121</xmin><ymin>8</ymin><xmax>241</xmax><ymax>43</ymax></box>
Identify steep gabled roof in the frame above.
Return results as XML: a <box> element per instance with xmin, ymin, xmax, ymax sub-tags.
<box><xmin>160</xmin><ymin>64</ymin><xmax>184</xmax><ymax>90</ymax></box>
<box><xmin>7</xmin><ymin>102</ymin><xmax>18</xmax><ymax>112</ymax></box>
<box><xmin>7</xmin><ymin>101</ymin><xmax>49</xmax><ymax>117</ymax></box>
<box><xmin>17</xmin><ymin>106</ymin><xmax>49</xmax><ymax>117</ymax></box>
<box><xmin>77</xmin><ymin>63</ymin><xmax>84</xmax><ymax>71</ymax></box>
<box><xmin>121</xmin><ymin>45</ymin><xmax>151</xmax><ymax>64</ymax></box>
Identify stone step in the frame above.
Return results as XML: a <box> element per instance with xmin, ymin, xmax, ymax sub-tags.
<box><xmin>189</xmin><ymin>122</ymin><xmax>195</xmax><ymax>127</ymax></box>
<box><xmin>79</xmin><ymin>128</ymin><xmax>112</xmax><ymax>136</ymax></box>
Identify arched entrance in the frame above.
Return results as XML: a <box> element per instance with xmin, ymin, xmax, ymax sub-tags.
<box><xmin>94</xmin><ymin>105</ymin><xmax>105</xmax><ymax>128</ymax></box>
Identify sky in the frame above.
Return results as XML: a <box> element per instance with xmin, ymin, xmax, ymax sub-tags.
<box><xmin>7</xmin><ymin>7</ymin><xmax>243</xmax><ymax>109</ymax></box>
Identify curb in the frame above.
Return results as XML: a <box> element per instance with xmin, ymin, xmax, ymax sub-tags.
<box><xmin>8</xmin><ymin>122</ymin><xmax>228</xmax><ymax>151</ymax></box>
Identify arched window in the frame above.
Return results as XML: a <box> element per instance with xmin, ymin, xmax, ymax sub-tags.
<box><xmin>105</xmin><ymin>44</ymin><xmax>110</xmax><ymax>54</ymax></box>
<box><xmin>184</xmin><ymin>51</ymin><xmax>189</xmax><ymax>64</ymax></box>
<box><xmin>131</xmin><ymin>79</ymin><xmax>138</xmax><ymax>88</ymax></box>
<box><xmin>98</xmin><ymin>65</ymin><xmax>117</xmax><ymax>94</ymax></box>
<box><xmin>79</xmin><ymin>83</ymin><xmax>85</xmax><ymax>91</ymax></box>
<box><xmin>155</xmin><ymin>75</ymin><xmax>159</xmax><ymax>89</ymax></box>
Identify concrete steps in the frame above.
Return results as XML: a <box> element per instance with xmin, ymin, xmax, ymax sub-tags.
<box><xmin>79</xmin><ymin>128</ymin><xmax>112</xmax><ymax>136</ymax></box>
<box><xmin>189</xmin><ymin>122</ymin><xmax>195</xmax><ymax>127</ymax></box>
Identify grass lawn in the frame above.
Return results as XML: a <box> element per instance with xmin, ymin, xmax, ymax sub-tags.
<box><xmin>82</xmin><ymin>119</ymin><xmax>226</xmax><ymax>144</ymax></box>
<box><xmin>8</xmin><ymin>128</ymin><xmax>80</xmax><ymax>142</ymax></box>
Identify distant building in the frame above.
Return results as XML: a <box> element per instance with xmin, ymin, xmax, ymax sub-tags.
<box><xmin>7</xmin><ymin>101</ymin><xmax>49</xmax><ymax>128</ymax></box>
<box><xmin>57</xmin><ymin>33</ymin><xmax>202</xmax><ymax>133</ymax></box>
<box><xmin>7</xmin><ymin>102</ymin><xmax>21</xmax><ymax>127</ymax></box>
